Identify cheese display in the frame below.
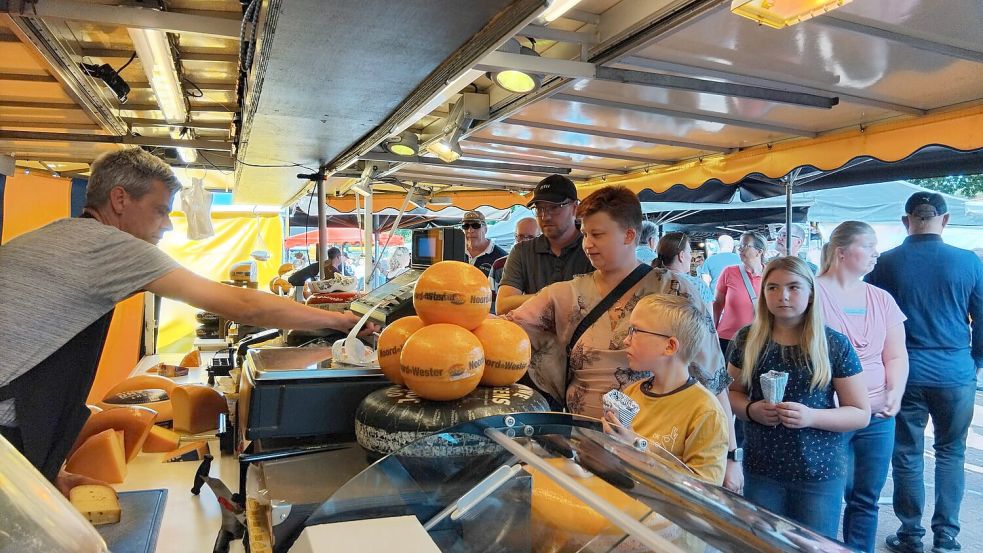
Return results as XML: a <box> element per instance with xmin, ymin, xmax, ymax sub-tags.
<box><xmin>278</xmin><ymin>262</ymin><xmax>296</xmax><ymax>276</ymax></box>
<box><xmin>162</xmin><ymin>440</ymin><xmax>210</xmax><ymax>462</ymax></box>
<box><xmin>269</xmin><ymin>276</ymin><xmax>292</xmax><ymax>294</ymax></box>
<box><xmin>412</xmin><ymin>261</ymin><xmax>491</xmax><ymax>330</ymax></box>
<box><xmin>70</xmin><ymin>405</ymin><xmax>157</xmax><ymax>462</ymax></box>
<box><xmin>399</xmin><ymin>324</ymin><xmax>484</xmax><ymax>401</ymax></box>
<box><xmin>471</xmin><ymin>319</ymin><xmax>531</xmax><ymax>387</ymax></box>
<box><xmin>171</xmin><ymin>384</ymin><xmax>227</xmax><ymax>433</ymax></box>
<box><xmin>180</xmin><ymin>349</ymin><xmax>201</xmax><ymax>368</ymax></box>
<box><xmin>65</xmin><ymin>429</ymin><xmax>127</xmax><ymax>484</ymax></box>
<box><xmin>142</xmin><ymin>425</ymin><xmax>182</xmax><ymax>453</ymax></box>
<box><xmin>376</xmin><ymin>316</ymin><xmax>426</xmax><ymax>385</ymax></box>
<box><xmin>69</xmin><ymin>485</ymin><xmax>121</xmax><ymax>526</ymax></box>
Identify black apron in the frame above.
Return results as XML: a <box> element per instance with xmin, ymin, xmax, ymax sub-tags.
<box><xmin>0</xmin><ymin>310</ymin><xmax>115</xmax><ymax>481</ymax></box>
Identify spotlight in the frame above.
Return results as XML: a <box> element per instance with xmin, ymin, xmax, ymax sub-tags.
<box><xmin>426</xmin><ymin>135</ymin><xmax>463</xmax><ymax>163</ymax></box>
<box><xmin>80</xmin><ymin>62</ymin><xmax>130</xmax><ymax>103</ymax></box>
<box><xmin>385</xmin><ymin>131</ymin><xmax>419</xmax><ymax>157</ymax></box>
<box><xmin>540</xmin><ymin>0</ymin><xmax>583</xmax><ymax>22</ymax></box>
<box><xmin>489</xmin><ymin>38</ymin><xmax>543</xmax><ymax>94</ymax></box>
<box><xmin>424</xmin><ymin>93</ymin><xmax>488</xmax><ymax>163</ymax></box>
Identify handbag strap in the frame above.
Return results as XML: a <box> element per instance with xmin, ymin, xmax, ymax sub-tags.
<box><xmin>739</xmin><ymin>266</ymin><xmax>757</xmax><ymax>307</ymax></box>
<box><xmin>567</xmin><ymin>264</ymin><xmax>652</xmax><ymax>355</ymax></box>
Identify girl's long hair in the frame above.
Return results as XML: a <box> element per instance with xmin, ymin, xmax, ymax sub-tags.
<box><xmin>741</xmin><ymin>256</ymin><xmax>831</xmax><ymax>391</ymax></box>
<box><xmin>818</xmin><ymin>220</ymin><xmax>875</xmax><ymax>276</ymax></box>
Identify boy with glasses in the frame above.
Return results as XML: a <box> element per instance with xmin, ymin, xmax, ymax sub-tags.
<box><xmin>605</xmin><ymin>294</ymin><xmax>728</xmax><ymax>485</ymax></box>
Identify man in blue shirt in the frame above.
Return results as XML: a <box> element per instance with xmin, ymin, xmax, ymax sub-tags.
<box><xmin>698</xmin><ymin>234</ymin><xmax>740</xmax><ymax>292</ymax></box>
<box><xmin>866</xmin><ymin>192</ymin><xmax>983</xmax><ymax>553</ymax></box>
<box><xmin>636</xmin><ymin>220</ymin><xmax>657</xmax><ymax>265</ymax></box>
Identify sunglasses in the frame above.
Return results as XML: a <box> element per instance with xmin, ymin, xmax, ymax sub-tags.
<box><xmin>461</xmin><ymin>223</ymin><xmax>483</xmax><ymax>230</ymax></box>
<box><xmin>626</xmin><ymin>326</ymin><xmax>672</xmax><ymax>340</ymax></box>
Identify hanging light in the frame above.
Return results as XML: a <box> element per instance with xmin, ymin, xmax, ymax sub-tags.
<box><xmin>424</xmin><ymin>93</ymin><xmax>488</xmax><ymax>163</ymax></box>
<box><xmin>385</xmin><ymin>131</ymin><xmax>419</xmax><ymax>156</ymax></box>
<box><xmin>489</xmin><ymin>38</ymin><xmax>543</xmax><ymax>94</ymax></box>
<box><xmin>730</xmin><ymin>0</ymin><xmax>854</xmax><ymax>29</ymax></box>
<box><xmin>128</xmin><ymin>28</ymin><xmax>187</xmax><ymax>123</ymax></box>
<box><xmin>540</xmin><ymin>0</ymin><xmax>583</xmax><ymax>23</ymax></box>
<box><xmin>426</xmin><ymin>134</ymin><xmax>463</xmax><ymax>163</ymax></box>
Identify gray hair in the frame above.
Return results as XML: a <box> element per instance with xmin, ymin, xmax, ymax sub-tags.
<box><xmin>638</xmin><ymin>220</ymin><xmax>658</xmax><ymax>244</ymax></box>
<box><xmin>85</xmin><ymin>148</ymin><xmax>181</xmax><ymax>208</ymax></box>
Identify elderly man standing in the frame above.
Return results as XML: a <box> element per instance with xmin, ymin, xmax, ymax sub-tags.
<box><xmin>488</xmin><ymin>217</ymin><xmax>539</xmax><ymax>307</ymax></box>
<box><xmin>636</xmin><ymin>220</ymin><xmax>657</xmax><ymax>265</ymax></box>
<box><xmin>0</xmin><ymin>148</ymin><xmax>369</xmax><ymax>494</ymax></box>
<box><xmin>773</xmin><ymin>223</ymin><xmax>817</xmax><ymax>272</ymax></box>
<box><xmin>866</xmin><ymin>192</ymin><xmax>983</xmax><ymax>553</ymax></box>
<box><xmin>698</xmin><ymin>234</ymin><xmax>740</xmax><ymax>292</ymax></box>
<box><xmin>461</xmin><ymin>210</ymin><xmax>506</xmax><ymax>277</ymax></box>
<box><xmin>496</xmin><ymin>174</ymin><xmax>593</xmax><ymax>315</ymax></box>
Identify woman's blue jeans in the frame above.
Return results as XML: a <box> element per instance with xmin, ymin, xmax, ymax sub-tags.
<box><xmin>745</xmin><ymin>472</ymin><xmax>846</xmax><ymax>539</ymax></box>
<box><xmin>842</xmin><ymin>415</ymin><xmax>895</xmax><ymax>552</ymax></box>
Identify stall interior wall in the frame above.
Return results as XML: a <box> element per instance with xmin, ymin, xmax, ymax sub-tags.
<box><xmin>0</xmin><ymin>172</ymin><xmax>144</xmax><ymax>403</ymax></box>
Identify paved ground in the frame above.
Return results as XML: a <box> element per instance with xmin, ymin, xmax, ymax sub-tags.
<box><xmin>871</xmin><ymin>382</ymin><xmax>983</xmax><ymax>553</ymax></box>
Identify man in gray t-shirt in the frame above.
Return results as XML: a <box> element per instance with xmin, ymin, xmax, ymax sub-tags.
<box><xmin>496</xmin><ymin>174</ymin><xmax>593</xmax><ymax>315</ymax></box>
<box><xmin>0</xmin><ymin>148</ymin><xmax>369</xmax><ymax>492</ymax></box>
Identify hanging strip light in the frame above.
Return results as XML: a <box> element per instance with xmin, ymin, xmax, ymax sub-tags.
<box><xmin>540</xmin><ymin>0</ymin><xmax>583</xmax><ymax>23</ymax></box>
<box><xmin>730</xmin><ymin>0</ymin><xmax>854</xmax><ymax>29</ymax></box>
<box><xmin>128</xmin><ymin>28</ymin><xmax>187</xmax><ymax>124</ymax></box>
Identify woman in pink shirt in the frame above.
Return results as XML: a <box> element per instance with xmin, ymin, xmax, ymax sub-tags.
<box><xmin>713</xmin><ymin>231</ymin><xmax>765</xmax><ymax>355</ymax></box>
<box><xmin>817</xmin><ymin>221</ymin><xmax>908</xmax><ymax>553</ymax></box>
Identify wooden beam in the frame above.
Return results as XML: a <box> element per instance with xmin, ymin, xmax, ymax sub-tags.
<box><xmin>122</xmin><ymin>117</ymin><xmax>230</xmax><ymax>131</ymax></box>
<box><xmin>0</xmin><ymin>120</ymin><xmax>101</xmax><ymax>130</ymax></box>
<box><xmin>0</xmin><ymin>100</ymin><xmax>81</xmax><ymax>110</ymax></box>
<box><xmin>0</xmin><ymin>73</ymin><xmax>57</xmax><ymax>83</ymax></box>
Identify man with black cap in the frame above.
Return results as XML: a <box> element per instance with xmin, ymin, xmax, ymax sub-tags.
<box><xmin>866</xmin><ymin>192</ymin><xmax>983</xmax><ymax>553</ymax></box>
<box><xmin>461</xmin><ymin>210</ymin><xmax>506</xmax><ymax>276</ymax></box>
<box><xmin>496</xmin><ymin>174</ymin><xmax>594</xmax><ymax>315</ymax></box>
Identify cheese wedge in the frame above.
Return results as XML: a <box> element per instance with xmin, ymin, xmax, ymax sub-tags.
<box><xmin>70</xmin><ymin>484</ymin><xmax>121</xmax><ymax>526</ymax></box>
<box><xmin>142</xmin><ymin>425</ymin><xmax>181</xmax><ymax>453</ymax></box>
<box><xmin>65</xmin><ymin>429</ymin><xmax>127</xmax><ymax>484</ymax></box>
<box><xmin>180</xmin><ymin>349</ymin><xmax>201</xmax><ymax>368</ymax></box>
<box><xmin>171</xmin><ymin>385</ymin><xmax>227</xmax><ymax>434</ymax></box>
<box><xmin>70</xmin><ymin>405</ymin><xmax>157</xmax><ymax>462</ymax></box>
<box><xmin>162</xmin><ymin>440</ymin><xmax>209</xmax><ymax>462</ymax></box>
<box><xmin>99</xmin><ymin>375</ymin><xmax>176</xmax><ymax>421</ymax></box>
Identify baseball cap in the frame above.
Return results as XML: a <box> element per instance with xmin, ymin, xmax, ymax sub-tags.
<box><xmin>461</xmin><ymin>210</ymin><xmax>486</xmax><ymax>225</ymax></box>
<box><xmin>528</xmin><ymin>174</ymin><xmax>578</xmax><ymax>207</ymax></box>
<box><xmin>905</xmin><ymin>192</ymin><xmax>948</xmax><ymax>219</ymax></box>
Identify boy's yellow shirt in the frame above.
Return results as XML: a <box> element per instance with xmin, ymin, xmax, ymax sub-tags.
<box><xmin>623</xmin><ymin>377</ymin><xmax>728</xmax><ymax>485</ymax></box>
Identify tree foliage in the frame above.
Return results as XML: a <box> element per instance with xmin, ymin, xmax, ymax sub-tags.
<box><xmin>910</xmin><ymin>174</ymin><xmax>983</xmax><ymax>198</ymax></box>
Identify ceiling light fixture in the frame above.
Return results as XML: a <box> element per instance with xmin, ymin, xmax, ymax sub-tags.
<box><xmin>489</xmin><ymin>38</ymin><xmax>543</xmax><ymax>94</ymax></box>
<box><xmin>385</xmin><ymin>131</ymin><xmax>419</xmax><ymax>157</ymax></box>
<box><xmin>539</xmin><ymin>0</ymin><xmax>583</xmax><ymax>23</ymax></box>
<box><xmin>128</xmin><ymin>28</ymin><xmax>187</xmax><ymax>124</ymax></box>
<box><xmin>730</xmin><ymin>0</ymin><xmax>853</xmax><ymax>29</ymax></box>
<box><xmin>424</xmin><ymin>93</ymin><xmax>489</xmax><ymax>163</ymax></box>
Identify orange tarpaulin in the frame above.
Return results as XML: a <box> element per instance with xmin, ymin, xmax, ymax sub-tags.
<box><xmin>283</xmin><ymin>228</ymin><xmax>404</xmax><ymax>248</ymax></box>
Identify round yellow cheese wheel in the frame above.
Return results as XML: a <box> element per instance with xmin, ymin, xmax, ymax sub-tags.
<box><xmin>472</xmin><ymin>319</ymin><xmax>531</xmax><ymax>386</ymax></box>
<box><xmin>400</xmin><ymin>323</ymin><xmax>484</xmax><ymax>401</ymax></box>
<box><xmin>376</xmin><ymin>316</ymin><xmax>426</xmax><ymax>385</ymax></box>
<box><xmin>412</xmin><ymin>261</ymin><xmax>491</xmax><ymax>330</ymax></box>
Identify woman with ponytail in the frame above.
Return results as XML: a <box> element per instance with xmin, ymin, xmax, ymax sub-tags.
<box><xmin>653</xmin><ymin>232</ymin><xmax>714</xmax><ymax>304</ymax></box>
<box><xmin>817</xmin><ymin>221</ymin><xmax>908</xmax><ymax>553</ymax></box>
<box><xmin>727</xmin><ymin>256</ymin><xmax>870</xmax><ymax>538</ymax></box>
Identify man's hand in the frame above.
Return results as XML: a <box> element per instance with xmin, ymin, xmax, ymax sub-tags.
<box><xmin>55</xmin><ymin>468</ymin><xmax>106</xmax><ymax>498</ymax></box>
<box><xmin>777</xmin><ymin>401</ymin><xmax>814</xmax><ymax>429</ymax></box>
<box><xmin>723</xmin><ymin>460</ymin><xmax>744</xmax><ymax>494</ymax></box>
<box><xmin>334</xmin><ymin>311</ymin><xmax>378</xmax><ymax>337</ymax></box>
<box><xmin>877</xmin><ymin>386</ymin><xmax>904</xmax><ymax>418</ymax></box>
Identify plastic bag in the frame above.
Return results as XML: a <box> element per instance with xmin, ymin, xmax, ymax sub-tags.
<box><xmin>181</xmin><ymin>177</ymin><xmax>214</xmax><ymax>240</ymax></box>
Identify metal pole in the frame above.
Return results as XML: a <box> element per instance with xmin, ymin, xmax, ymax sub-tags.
<box><xmin>316</xmin><ymin>170</ymin><xmax>328</xmax><ymax>280</ymax></box>
<box><xmin>784</xmin><ymin>167</ymin><xmax>802</xmax><ymax>256</ymax></box>
<box><xmin>362</xmin><ymin>190</ymin><xmax>374</xmax><ymax>292</ymax></box>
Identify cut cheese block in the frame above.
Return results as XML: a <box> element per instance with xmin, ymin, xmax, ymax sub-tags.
<box><xmin>70</xmin><ymin>405</ymin><xmax>157</xmax><ymax>462</ymax></box>
<box><xmin>142</xmin><ymin>425</ymin><xmax>182</xmax><ymax>453</ymax></box>
<box><xmin>147</xmin><ymin>363</ymin><xmax>189</xmax><ymax>378</ymax></box>
<box><xmin>99</xmin><ymin>375</ymin><xmax>176</xmax><ymax>421</ymax></box>
<box><xmin>65</xmin><ymin>429</ymin><xmax>127</xmax><ymax>484</ymax></box>
<box><xmin>70</xmin><ymin>485</ymin><xmax>121</xmax><ymax>526</ymax></box>
<box><xmin>162</xmin><ymin>440</ymin><xmax>209</xmax><ymax>462</ymax></box>
<box><xmin>180</xmin><ymin>349</ymin><xmax>201</xmax><ymax>368</ymax></box>
<box><xmin>171</xmin><ymin>384</ymin><xmax>227</xmax><ymax>433</ymax></box>
<box><xmin>87</xmin><ymin>405</ymin><xmax>102</xmax><ymax>415</ymax></box>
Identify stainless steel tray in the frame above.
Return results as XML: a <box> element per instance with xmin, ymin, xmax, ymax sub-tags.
<box><xmin>246</xmin><ymin>346</ymin><xmax>383</xmax><ymax>381</ymax></box>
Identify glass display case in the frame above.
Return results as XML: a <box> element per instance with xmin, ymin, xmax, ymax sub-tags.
<box><xmin>283</xmin><ymin>412</ymin><xmax>854</xmax><ymax>553</ymax></box>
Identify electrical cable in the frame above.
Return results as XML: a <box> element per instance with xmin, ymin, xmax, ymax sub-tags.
<box><xmin>117</xmin><ymin>51</ymin><xmax>137</xmax><ymax>73</ymax></box>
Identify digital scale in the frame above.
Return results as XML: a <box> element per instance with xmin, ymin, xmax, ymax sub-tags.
<box><xmin>349</xmin><ymin>227</ymin><xmax>467</xmax><ymax>326</ymax></box>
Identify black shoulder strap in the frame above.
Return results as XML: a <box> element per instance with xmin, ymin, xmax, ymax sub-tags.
<box><xmin>567</xmin><ymin>264</ymin><xmax>652</xmax><ymax>355</ymax></box>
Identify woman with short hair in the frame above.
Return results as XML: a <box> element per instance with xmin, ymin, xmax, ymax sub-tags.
<box><xmin>713</xmin><ymin>231</ymin><xmax>766</xmax><ymax>355</ymax></box>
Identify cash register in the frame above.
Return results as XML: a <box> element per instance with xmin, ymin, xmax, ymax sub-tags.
<box><xmin>349</xmin><ymin>227</ymin><xmax>466</xmax><ymax>326</ymax></box>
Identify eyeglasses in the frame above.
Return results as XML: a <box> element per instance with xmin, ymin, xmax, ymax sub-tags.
<box><xmin>626</xmin><ymin>326</ymin><xmax>672</xmax><ymax>340</ymax></box>
<box><xmin>515</xmin><ymin>234</ymin><xmax>538</xmax><ymax>242</ymax></box>
<box><xmin>737</xmin><ymin>244</ymin><xmax>760</xmax><ymax>251</ymax></box>
<box><xmin>532</xmin><ymin>201</ymin><xmax>572</xmax><ymax>216</ymax></box>
<box><xmin>461</xmin><ymin>223</ymin><xmax>483</xmax><ymax>230</ymax></box>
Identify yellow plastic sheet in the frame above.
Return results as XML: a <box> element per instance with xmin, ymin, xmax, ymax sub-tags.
<box><xmin>157</xmin><ymin>211</ymin><xmax>284</xmax><ymax>353</ymax></box>
<box><xmin>1</xmin><ymin>172</ymin><xmax>71</xmax><ymax>244</ymax></box>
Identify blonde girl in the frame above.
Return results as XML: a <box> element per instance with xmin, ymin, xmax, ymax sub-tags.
<box><xmin>727</xmin><ymin>256</ymin><xmax>870</xmax><ymax>538</ymax></box>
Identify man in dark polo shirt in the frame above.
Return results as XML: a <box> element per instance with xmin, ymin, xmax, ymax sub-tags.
<box><xmin>496</xmin><ymin>174</ymin><xmax>593</xmax><ymax>315</ymax></box>
<box><xmin>462</xmin><ymin>210</ymin><xmax>506</xmax><ymax>276</ymax></box>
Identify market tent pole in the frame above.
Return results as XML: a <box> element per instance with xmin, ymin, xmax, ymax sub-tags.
<box><xmin>783</xmin><ymin>167</ymin><xmax>802</xmax><ymax>254</ymax></box>
<box><xmin>316</xmin><ymin>170</ymin><xmax>328</xmax><ymax>280</ymax></box>
<box><xmin>362</xmin><ymin>190</ymin><xmax>374</xmax><ymax>292</ymax></box>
